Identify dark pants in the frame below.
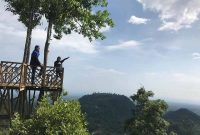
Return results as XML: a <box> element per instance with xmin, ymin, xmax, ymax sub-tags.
<box><xmin>31</xmin><ymin>66</ymin><xmax>43</xmax><ymax>84</ymax></box>
<box><xmin>56</xmin><ymin>68</ymin><xmax>63</xmax><ymax>78</ymax></box>
<box><xmin>31</xmin><ymin>66</ymin><xmax>37</xmax><ymax>84</ymax></box>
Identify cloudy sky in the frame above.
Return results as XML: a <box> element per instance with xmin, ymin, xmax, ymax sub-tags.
<box><xmin>1</xmin><ymin>0</ymin><xmax>200</xmax><ymax>104</ymax></box>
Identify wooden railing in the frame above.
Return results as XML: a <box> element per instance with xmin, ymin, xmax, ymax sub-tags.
<box><xmin>0</xmin><ymin>61</ymin><xmax>64</xmax><ymax>90</ymax></box>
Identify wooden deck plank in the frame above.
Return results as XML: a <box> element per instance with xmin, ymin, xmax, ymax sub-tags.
<box><xmin>0</xmin><ymin>83</ymin><xmax>62</xmax><ymax>91</ymax></box>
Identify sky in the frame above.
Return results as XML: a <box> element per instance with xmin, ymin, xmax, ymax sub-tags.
<box><xmin>1</xmin><ymin>0</ymin><xmax>200</xmax><ymax>104</ymax></box>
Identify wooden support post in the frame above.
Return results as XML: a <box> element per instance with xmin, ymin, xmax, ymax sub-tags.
<box><xmin>7</xmin><ymin>89</ymin><xmax>11</xmax><ymax>125</ymax></box>
<box><xmin>0</xmin><ymin>62</ymin><xmax>2</xmax><ymax>84</ymax></box>
<box><xmin>11</xmin><ymin>89</ymin><xmax>13</xmax><ymax>116</ymax></box>
<box><xmin>28</xmin><ymin>89</ymin><xmax>31</xmax><ymax>116</ymax></box>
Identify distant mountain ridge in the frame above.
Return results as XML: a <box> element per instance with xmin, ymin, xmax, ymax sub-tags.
<box><xmin>79</xmin><ymin>93</ymin><xmax>200</xmax><ymax>135</ymax></box>
<box><xmin>168</xmin><ymin>102</ymin><xmax>200</xmax><ymax>116</ymax></box>
<box><xmin>166</xmin><ymin>108</ymin><xmax>200</xmax><ymax>121</ymax></box>
<box><xmin>165</xmin><ymin>108</ymin><xmax>200</xmax><ymax>135</ymax></box>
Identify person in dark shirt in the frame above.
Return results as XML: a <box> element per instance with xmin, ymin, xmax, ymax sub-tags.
<box><xmin>54</xmin><ymin>56</ymin><xmax>70</xmax><ymax>77</ymax></box>
<box><xmin>30</xmin><ymin>45</ymin><xmax>42</xmax><ymax>84</ymax></box>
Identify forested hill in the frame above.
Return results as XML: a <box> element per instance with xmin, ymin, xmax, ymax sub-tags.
<box><xmin>165</xmin><ymin>108</ymin><xmax>200</xmax><ymax>135</ymax></box>
<box><xmin>79</xmin><ymin>93</ymin><xmax>134</xmax><ymax>135</ymax></box>
<box><xmin>79</xmin><ymin>93</ymin><xmax>200</xmax><ymax>135</ymax></box>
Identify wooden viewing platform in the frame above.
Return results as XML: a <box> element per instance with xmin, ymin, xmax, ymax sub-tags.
<box><xmin>0</xmin><ymin>61</ymin><xmax>64</xmax><ymax>122</ymax></box>
<box><xmin>0</xmin><ymin>61</ymin><xmax>64</xmax><ymax>91</ymax></box>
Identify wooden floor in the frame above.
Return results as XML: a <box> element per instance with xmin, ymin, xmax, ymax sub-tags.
<box><xmin>0</xmin><ymin>83</ymin><xmax>62</xmax><ymax>91</ymax></box>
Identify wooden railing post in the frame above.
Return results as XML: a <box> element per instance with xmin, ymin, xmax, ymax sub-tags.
<box><xmin>19</xmin><ymin>63</ymin><xmax>26</xmax><ymax>91</ymax></box>
<box><xmin>0</xmin><ymin>62</ymin><xmax>2</xmax><ymax>84</ymax></box>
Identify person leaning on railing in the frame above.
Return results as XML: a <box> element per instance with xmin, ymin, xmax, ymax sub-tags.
<box><xmin>30</xmin><ymin>45</ymin><xmax>43</xmax><ymax>84</ymax></box>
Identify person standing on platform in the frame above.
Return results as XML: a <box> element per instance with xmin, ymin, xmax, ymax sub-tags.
<box><xmin>30</xmin><ymin>45</ymin><xmax>42</xmax><ymax>84</ymax></box>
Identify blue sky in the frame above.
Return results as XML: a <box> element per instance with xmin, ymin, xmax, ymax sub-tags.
<box><xmin>1</xmin><ymin>0</ymin><xmax>200</xmax><ymax>104</ymax></box>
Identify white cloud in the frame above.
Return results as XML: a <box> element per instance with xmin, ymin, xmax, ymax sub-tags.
<box><xmin>100</xmin><ymin>25</ymin><xmax>111</xmax><ymax>32</ymax></box>
<box><xmin>106</xmin><ymin>40</ymin><xmax>142</xmax><ymax>51</ymax></box>
<box><xmin>0</xmin><ymin>23</ymin><xmax>25</xmax><ymax>37</ymax></box>
<box><xmin>51</xmin><ymin>33</ymin><xmax>98</xmax><ymax>54</ymax></box>
<box><xmin>66</xmin><ymin>64</ymin><xmax>131</xmax><ymax>95</ymax></box>
<box><xmin>137</xmin><ymin>0</ymin><xmax>200</xmax><ymax>31</ymax></box>
<box><xmin>0</xmin><ymin>1</ymin><xmax>25</xmax><ymax>30</ymax></box>
<box><xmin>192</xmin><ymin>52</ymin><xmax>200</xmax><ymax>60</ymax></box>
<box><xmin>172</xmin><ymin>73</ymin><xmax>200</xmax><ymax>84</ymax></box>
<box><xmin>143</xmin><ymin>71</ymin><xmax>200</xmax><ymax>103</ymax></box>
<box><xmin>85</xmin><ymin>65</ymin><xmax>126</xmax><ymax>76</ymax></box>
<box><xmin>128</xmin><ymin>15</ymin><xmax>150</xmax><ymax>25</ymax></box>
<box><xmin>32</xmin><ymin>28</ymin><xmax>47</xmax><ymax>40</ymax></box>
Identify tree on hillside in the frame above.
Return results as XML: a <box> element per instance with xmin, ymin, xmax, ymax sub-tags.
<box><xmin>38</xmin><ymin>0</ymin><xmax>114</xmax><ymax>99</ymax></box>
<box><xmin>10</xmin><ymin>96</ymin><xmax>89</xmax><ymax>135</ymax></box>
<box><xmin>125</xmin><ymin>87</ymin><xmax>177</xmax><ymax>135</ymax></box>
<box><xmin>5</xmin><ymin>0</ymin><xmax>42</xmax><ymax>64</ymax></box>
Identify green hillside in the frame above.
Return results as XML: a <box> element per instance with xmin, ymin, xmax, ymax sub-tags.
<box><xmin>80</xmin><ymin>93</ymin><xmax>200</xmax><ymax>135</ymax></box>
<box><xmin>79</xmin><ymin>93</ymin><xmax>134</xmax><ymax>135</ymax></box>
<box><xmin>165</xmin><ymin>108</ymin><xmax>200</xmax><ymax>135</ymax></box>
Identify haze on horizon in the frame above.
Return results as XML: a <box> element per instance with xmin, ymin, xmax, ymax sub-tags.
<box><xmin>1</xmin><ymin>0</ymin><xmax>200</xmax><ymax>105</ymax></box>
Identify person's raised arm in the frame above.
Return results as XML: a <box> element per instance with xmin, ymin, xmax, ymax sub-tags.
<box><xmin>61</xmin><ymin>57</ymin><xmax>70</xmax><ymax>63</ymax></box>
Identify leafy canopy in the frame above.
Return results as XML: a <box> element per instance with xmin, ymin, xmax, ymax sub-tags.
<box><xmin>125</xmin><ymin>87</ymin><xmax>177</xmax><ymax>135</ymax></box>
<box><xmin>5</xmin><ymin>0</ymin><xmax>41</xmax><ymax>28</ymax></box>
<box><xmin>40</xmin><ymin>0</ymin><xmax>114</xmax><ymax>41</ymax></box>
<box><xmin>10</xmin><ymin>97</ymin><xmax>89</xmax><ymax>135</ymax></box>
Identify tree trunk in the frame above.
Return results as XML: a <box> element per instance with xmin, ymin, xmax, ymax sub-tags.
<box><xmin>22</xmin><ymin>5</ymin><xmax>33</xmax><ymax>64</ymax></box>
<box><xmin>20</xmin><ymin>10</ymin><xmax>33</xmax><ymax>118</ymax></box>
<box><xmin>38</xmin><ymin>21</ymin><xmax>53</xmax><ymax>102</ymax></box>
<box><xmin>25</xmin><ymin>27</ymin><xmax>32</xmax><ymax>64</ymax></box>
<box><xmin>21</xmin><ymin>11</ymin><xmax>33</xmax><ymax>85</ymax></box>
<box><xmin>22</xmin><ymin>27</ymin><xmax>32</xmax><ymax>64</ymax></box>
<box><xmin>43</xmin><ymin>21</ymin><xmax>53</xmax><ymax>72</ymax></box>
